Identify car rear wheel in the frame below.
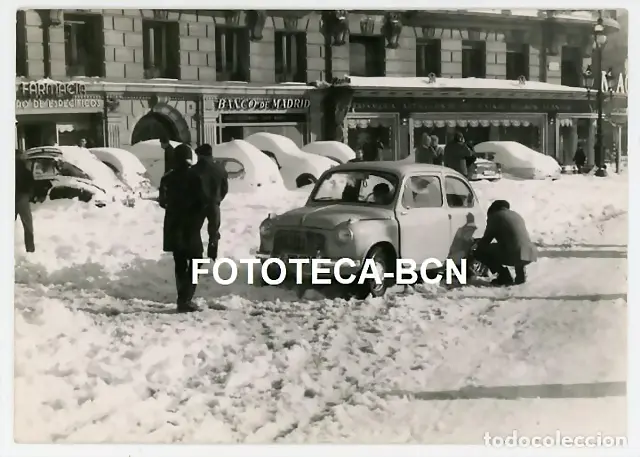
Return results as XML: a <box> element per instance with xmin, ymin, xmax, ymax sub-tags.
<box><xmin>353</xmin><ymin>246</ymin><xmax>391</xmax><ymax>299</ymax></box>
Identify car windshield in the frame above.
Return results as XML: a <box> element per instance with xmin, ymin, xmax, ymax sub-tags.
<box><xmin>310</xmin><ymin>170</ymin><xmax>398</xmax><ymax>205</ymax></box>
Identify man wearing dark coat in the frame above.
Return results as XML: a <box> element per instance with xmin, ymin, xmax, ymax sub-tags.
<box><xmin>444</xmin><ymin>132</ymin><xmax>475</xmax><ymax>176</ymax></box>
<box><xmin>574</xmin><ymin>144</ymin><xmax>586</xmax><ymax>172</ymax></box>
<box><xmin>15</xmin><ymin>149</ymin><xmax>35</xmax><ymax>253</ymax></box>
<box><xmin>159</xmin><ymin>143</ymin><xmax>205</xmax><ymax>312</ymax></box>
<box><xmin>474</xmin><ymin>200</ymin><xmax>538</xmax><ymax>285</ymax></box>
<box><xmin>415</xmin><ymin>133</ymin><xmax>435</xmax><ymax>164</ymax></box>
<box><xmin>160</xmin><ymin>134</ymin><xmax>176</xmax><ymax>175</ymax></box>
<box><xmin>430</xmin><ymin>135</ymin><xmax>444</xmax><ymax>166</ymax></box>
<box><xmin>191</xmin><ymin>144</ymin><xmax>229</xmax><ymax>260</ymax></box>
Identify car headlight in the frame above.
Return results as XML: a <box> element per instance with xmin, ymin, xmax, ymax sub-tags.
<box><xmin>259</xmin><ymin>219</ymin><xmax>274</xmax><ymax>237</ymax></box>
<box><xmin>335</xmin><ymin>226</ymin><xmax>354</xmax><ymax>243</ymax></box>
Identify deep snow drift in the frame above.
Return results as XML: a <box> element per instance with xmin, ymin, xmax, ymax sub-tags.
<box><xmin>13</xmin><ymin>174</ymin><xmax>628</xmax><ymax>443</ymax></box>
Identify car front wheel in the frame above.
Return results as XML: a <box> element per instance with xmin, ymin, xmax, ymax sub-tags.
<box><xmin>353</xmin><ymin>246</ymin><xmax>391</xmax><ymax>299</ymax></box>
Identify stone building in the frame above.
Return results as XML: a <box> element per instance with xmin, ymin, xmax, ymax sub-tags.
<box><xmin>15</xmin><ymin>9</ymin><xmax>624</xmax><ymax>165</ymax></box>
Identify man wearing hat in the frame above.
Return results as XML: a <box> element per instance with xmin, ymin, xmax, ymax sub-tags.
<box><xmin>192</xmin><ymin>144</ymin><xmax>229</xmax><ymax>260</ymax></box>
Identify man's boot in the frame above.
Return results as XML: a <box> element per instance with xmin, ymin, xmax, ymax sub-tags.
<box><xmin>491</xmin><ymin>266</ymin><xmax>513</xmax><ymax>286</ymax></box>
<box><xmin>514</xmin><ymin>265</ymin><xmax>527</xmax><ymax>285</ymax></box>
<box><xmin>177</xmin><ymin>301</ymin><xmax>199</xmax><ymax>313</ymax></box>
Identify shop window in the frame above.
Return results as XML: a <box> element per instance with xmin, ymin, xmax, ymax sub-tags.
<box><xmin>142</xmin><ymin>20</ymin><xmax>180</xmax><ymax>79</ymax></box>
<box><xmin>561</xmin><ymin>46</ymin><xmax>583</xmax><ymax>87</ymax></box>
<box><xmin>506</xmin><ymin>43</ymin><xmax>529</xmax><ymax>80</ymax></box>
<box><xmin>275</xmin><ymin>31</ymin><xmax>307</xmax><ymax>83</ymax></box>
<box><xmin>444</xmin><ymin>176</ymin><xmax>474</xmax><ymax>208</ymax></box>
<box><xmin>349</xmin><ymin>35</ymin><xmax>385</xmax><ymax>77</ymax></box>
<box><xmin>462</xmin><ymin>40</ymin><xmax>486</xmax><ymax>78</ymax></box>
<box><xmin>64</xmin><ymin>14</ymin><xmax>104</xmax><ymax>77</ymax></box>
<box><xmin>16</xmin><ymin>11</ymin><xmax>27</xmax><ymax>77</ymax></box>
<box><xmin>215</xmin><ymin>27</ymin><xmax>250</xmax><ymax>82</ymax></box>
<box><xmin>416</xmin><ymin>39</ymin><xmax>441</xmax><ymax>77</ymax></box>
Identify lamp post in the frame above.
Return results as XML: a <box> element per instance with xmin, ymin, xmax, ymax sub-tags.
<box><xmin>592</xmin><ymin>12</ymin><xmax>608</xmax><ymax>177</ymax></box>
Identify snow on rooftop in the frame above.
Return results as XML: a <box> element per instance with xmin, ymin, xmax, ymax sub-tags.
<box><xmin>345</xmin><ymin>76</ymin><xmax>588</xmax><ymax>93</ymax></box>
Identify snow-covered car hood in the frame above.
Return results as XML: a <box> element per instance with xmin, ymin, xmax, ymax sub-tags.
<box><xmin>273</xmin><ymin>204</ymin><xmax>391</xmax><ymax>230</ymax></box>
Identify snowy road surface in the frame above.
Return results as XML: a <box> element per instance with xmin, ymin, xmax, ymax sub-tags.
<box><xmin>13</xmin><ymin>174</ymin><xmax>628</xmax><ymax>443</ymax></box>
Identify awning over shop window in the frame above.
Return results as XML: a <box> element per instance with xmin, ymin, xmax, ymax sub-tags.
<box><xmin>559</xmin><ymin>118</ymin><xmax>573</xmax><ymax>127</ymax></box>
<box><xmin>413</xmin><ymin>119</ymin><xmax>534</xmax><ymax>128</ymax></box>
<box><xmin>347</xmin><ymin>118</ymin><xmax>395</xmax><ymax>129</ymax></box>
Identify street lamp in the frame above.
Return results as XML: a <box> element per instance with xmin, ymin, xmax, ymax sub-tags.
<box><xmin>592</xmin><ymin>12</ymin><xmax>607</xmax><ymax>177</ymax></box>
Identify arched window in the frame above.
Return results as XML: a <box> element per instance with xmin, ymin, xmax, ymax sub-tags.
<box><xmin>131</xmin><ymin>113</ymin><xmax>178</xmax><ymax>145</ymax></box>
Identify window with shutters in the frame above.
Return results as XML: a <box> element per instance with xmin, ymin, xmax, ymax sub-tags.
<box><xmin>64</xmin><ymin>14</ymin><xmax>104</xmax><ymax>77</ymax></box>
<box><xmin>416</xmin><ymin>39</ymin><xmax>441</xmax><ymax>77</ymax></box>
<box><xmin>506</xmin><ymin>43</ymin><xmax>530</xmax><ymax>80</ymax></box>
<box><xmin>142</xmin><ymin>20</ymin><xmax>180</xmax><ymax>79</ymax></box>
<box><xmin>215</xmin><ymin>27</ymin><xmax>250</xmax><ymax>82</ymax></box>
<box><xmin>275</xmin><ymin>32</ymin><xmax>307</xmax><ymax>83</ymax></box>
<box><xmin>461</xmin><ymin>40</ymin><xmax>486</xmax><ymax>78</ymax></box>
<box><xmin>349</xmin><ymin>35</ymin><xmax>385</xmax><ymax>77</ymax></box>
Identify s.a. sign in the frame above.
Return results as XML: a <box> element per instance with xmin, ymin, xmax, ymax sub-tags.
<box><xmin>602</xmin><ymin>71</ymin><xmax>628</xmax><ymax>95</ymax></box>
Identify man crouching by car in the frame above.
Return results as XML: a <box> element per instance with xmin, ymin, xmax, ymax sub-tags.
<box><xmin>159</xmin><ymin>144</ymin><xmax>205</xmax><ymax>313</ymax></box>
<box><xmin>473</xmin><ymin>200</ymin><xmax>538</xmax><ymax>286</ymax></box>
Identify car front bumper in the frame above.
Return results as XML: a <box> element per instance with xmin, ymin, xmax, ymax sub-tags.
<box><xmin>469</xmin><ymin>171</ymin><xmax>502</xmax><ymax>180</ymax></box>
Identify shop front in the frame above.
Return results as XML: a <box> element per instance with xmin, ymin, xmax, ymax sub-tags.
<box><xmin>204</xmin><ymin>92</ymin><xmax>315</xmax><ymax>148</ymax></box>
<box><xmin>345</xmin><ymin>97</ymin><xmax>567</xmax><ymax>160</ymax></box>
<box><xmin>15</xmin><ymin>80</ymin><xmax>105</xmax><ymax>150</ymax></box>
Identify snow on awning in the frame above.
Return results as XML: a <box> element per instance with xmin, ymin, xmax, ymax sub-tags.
<box><xmin>347</xmin><ymin>118</ymin><xmax>394</xmax><ymax>129</ymax></box>
<box><xmin>345</xmin><ymin>76</ymin><xmax>588</xmax><ymax>94</ymax></box>
<box><xmin>559</xmin><ymin>118</ymin><xmax>574</xmax><ymax>127</ymax></box>
<box><xmin>413</xmin><ymin>119</ymin><xmax>534</xmax><ymax>128</ymax></box>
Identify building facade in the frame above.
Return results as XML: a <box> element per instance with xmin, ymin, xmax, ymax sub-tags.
<box><xmin>15</xmin><ymin>9</ymin><xmax>625</xmax><ymax>165</ymax></box>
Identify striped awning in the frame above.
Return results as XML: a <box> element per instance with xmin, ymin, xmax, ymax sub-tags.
<box><xmin>346</xmin><ymin>118</ymin><xmax>395</xmax><ymax>129</ymax></box>
<box><xmin>413</xmin><ymin>119</ymin><xmax>533</xmax><ymax>128</ymax></box>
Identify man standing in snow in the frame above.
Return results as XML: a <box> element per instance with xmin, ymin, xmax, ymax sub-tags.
<box><xmin>159</xmin><ymin>144</ymin><xmax>205</xmax><ymax>313</ymax></box>
<box><xmin>191</xmin><ymin>144</ymin><xmax>229</xmax><ymax>260</ymax></box>
<box><xmin>444</xmin><ymin>132</ymin><xmax>475</xmax><ymax>175</ymax></box>
<box><xmin>473</xmin><ymin>200</ymin><xmax>538</xmax><ymax>286</ymax></box>
<box><xmin>15</xmin><ymin>149</ymin><xmax>35</xmax><ymax>253</ymax></box>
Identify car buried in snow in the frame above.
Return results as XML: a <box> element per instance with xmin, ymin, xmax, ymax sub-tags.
<box><xmin>24</xmin><ymin>146</ymin><xmax>136</xmax><ymax>207</ymax></box>
<box><xmin>255</xmin><ymin>162</ymin><xmax>487</xmax><ymax>298</ymax></box>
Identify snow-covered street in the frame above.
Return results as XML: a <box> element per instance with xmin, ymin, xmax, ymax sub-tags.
<box><xmin>13</xmin><ymin>174</ymin><xmax>628</xmax><ymax>443</ymax></box>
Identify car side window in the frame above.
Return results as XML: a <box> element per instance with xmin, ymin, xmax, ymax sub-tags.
<box><xmin>58</xmin><ymin>161</ymin><xmax>91</xmax><ymax>179</ymax></box>
<box><xmin>402</xmin><ymin>175</ymin><xmax>443</xmax><ymax>208</ymax></box>
<box><xmin>445</xmin><ymin>176</ymin><xmax>475</xmax><ymax>208</ymax></box>
<box><xmin>215</xmin><ymin>158</ymin><xmax>246</xmax><ymax>179</ymax></box>
<box><xmin>31</xmin><ymin>158</ymin><xmax>59</xmax><ymax>180</ymax></box>
<box><xmin>261</xmin><ymin>150</ymin><xmax>281</xmax><ymax>169</ymax></box>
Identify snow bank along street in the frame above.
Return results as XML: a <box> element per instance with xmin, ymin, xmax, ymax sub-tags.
<box><xmin>13</xmin><ymin>173</ymin><xmax>628</xmax><ymax>443</ymax></box>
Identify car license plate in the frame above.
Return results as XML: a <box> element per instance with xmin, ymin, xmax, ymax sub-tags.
<box><xmin>483</xmin><ymin>170</ymin><xmax>493</xmax><ymax>175</ymax></box>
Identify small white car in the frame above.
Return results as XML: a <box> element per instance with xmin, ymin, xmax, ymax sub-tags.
<box><xmin>24</xmin><ymin>146</ymin><xmax>134</xmax><ymax>207</ymax></box>
<box><xmin>126</xmin><ymin>139</ymin><xmax>198</xmax><ymax>188</ymax></box>
<box><xmin>211</xmin><ymin>140</ymin><xmax>285</xmax><ymax>192</ymax></box>
<box><xmin>244</xmin><ymin>132</ymin><xmax>338</xmax><ymax>189</ymax></box>
<box><xmin>474</xmin><ymin>141</ymin><xmax>561</xmax><ymax>180</ymax></box>
<box><xmin>89</xmin><ymin>147</ymin><xmax>154</xmax><ymax>197</ymax></box>
<box><xmin>301</xmin><ymin>141</ymin><xmax>356</xmax><ymax>164</ymax></box>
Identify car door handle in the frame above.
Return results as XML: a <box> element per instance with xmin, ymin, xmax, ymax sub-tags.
<box><xmin>399</xmin><ymin>211</ymin><xmax>408</xmax><ymax>215</ymax></box>
<box><xmin>448</xmin><ymin>214</ymin><xmax>452</xmax><ymax>219</ymax></box>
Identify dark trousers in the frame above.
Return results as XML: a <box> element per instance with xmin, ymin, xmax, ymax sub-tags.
<box><xmin>173</xmin><ymin>251</ymin><xmax>197</xmax><ymax>306</ymax></box>
<box><xmin>474</xmin><ymin>243</ymin><xmax>528</xmax><ymax>278</ymax></box>
<box><xmin>15</xmin><ymin>194</ymin><xmax>35</xmax><ymax>252</ymax></box>
<box><xmin>204</xmin><ymin>205</ymin><xmax>221</xmax><ymax>260</ymax></box>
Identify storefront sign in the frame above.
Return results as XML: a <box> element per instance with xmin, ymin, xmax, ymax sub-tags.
<box><xmin>15</xmin><ymin>98</ymin><xmax>103</xmax><ymax>110</ymax></box>
<box><xmin>215</xmin><ymin>97</ymin><xmax>310</xmax><ymax>111</ymax></box>
<box><xmin>18</xmin><ymin>80</ymin><xmax>87</xmax><ymax>98</ymax></box>
<box><xmin>602</xmin><ymin>71</ymin><xmax>628</xmax><ymax>95</ymax></box>
<box><xmin>351</xmin><ymin>98</ymin><xmax>592</xmax><ymax>114</ymax></box>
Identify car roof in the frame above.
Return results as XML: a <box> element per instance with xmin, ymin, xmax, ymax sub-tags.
<box><xmin>328</xmin><ymin>161</ymin><xmax>467</xmax><ymax>179</ymax></box>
